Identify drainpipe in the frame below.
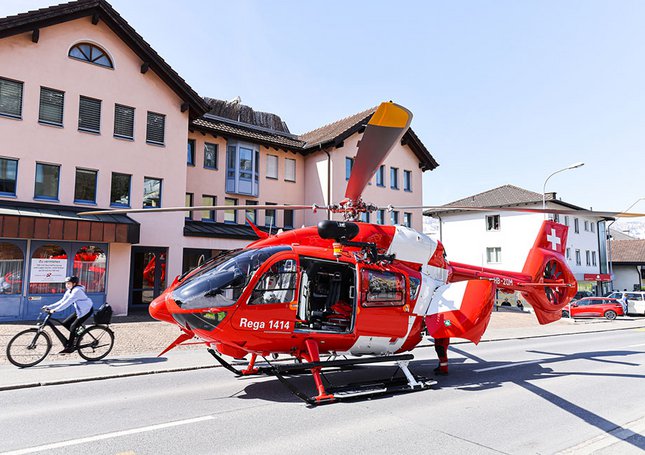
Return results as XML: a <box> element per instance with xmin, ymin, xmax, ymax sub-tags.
<box><xmin>323</xmin><ymin>147</ymin><xmax>331</xmax><ymax>220</ymax></box>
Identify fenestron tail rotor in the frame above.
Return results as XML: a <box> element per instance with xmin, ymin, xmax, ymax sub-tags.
<box><xmin>344</xmin><ymin>102</ymin><xmax>412</xmax><ymax>203</ymax></box>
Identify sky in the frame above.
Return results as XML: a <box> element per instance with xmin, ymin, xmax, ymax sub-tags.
<box><xmin>2</xmin><ymin>0</ymin><xmax>645</xmax><ymax>216</ymax></box>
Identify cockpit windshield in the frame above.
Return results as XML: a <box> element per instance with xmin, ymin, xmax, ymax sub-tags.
<box><xmin>172</xmin><ymin>246</ymin><xmax>291</xmax><ymax>310</ymax></box>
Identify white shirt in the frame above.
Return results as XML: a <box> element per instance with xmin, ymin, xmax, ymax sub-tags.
<box><xmin>46</xmin><ymin>285</ymin><xmax>93</xmax><ymax>317</ymax></box>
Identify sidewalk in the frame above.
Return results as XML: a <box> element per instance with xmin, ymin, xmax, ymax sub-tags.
<box><xmin>1</xmin><ymin>310</ymin><xmax>644</xmax><ymax>391</ymax></box>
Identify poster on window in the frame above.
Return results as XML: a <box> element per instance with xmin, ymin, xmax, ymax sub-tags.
<box><xmin>30</xmin><ymin>259</ymin><xmax>67</xmax><ymax>283</ymax></box>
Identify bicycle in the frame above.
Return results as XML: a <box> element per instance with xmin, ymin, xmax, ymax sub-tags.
<box><xmin>6</xmin><ymin>310</ymin><xmax>115</xmax><ymax>368</ymax></box>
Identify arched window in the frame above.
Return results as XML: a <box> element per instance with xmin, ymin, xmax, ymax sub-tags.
<box><xmin>73</xmin><ymin>245</ymin><xmax>106</xmax><ymax>293</ymax></box>
<box><xmin>69</xmin><ymin>43</ymin><xmax>113</xmax><ymax>68</ymax></box>
<box><xmin>30</xmin><ymin>244</ymin><xmax>67</xmax><ymax>294</ymax></box>
<box><xmin>0</xmin><ymin>243</ymin><xmax>23</xmax><ymax>295</ymax></box>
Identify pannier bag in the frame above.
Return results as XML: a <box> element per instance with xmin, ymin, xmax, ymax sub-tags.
<box><xmin>94</xmin><ymin>303</ymin><xmax>113</xmax><ymax>324</ymax></box>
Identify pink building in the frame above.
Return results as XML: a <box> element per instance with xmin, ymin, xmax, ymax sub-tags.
<box><xmin>0</xmin><ymin>0</ymin><xmax>437</xmax><ymax>321</ymax></box>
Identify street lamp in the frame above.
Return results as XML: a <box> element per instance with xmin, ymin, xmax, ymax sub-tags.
<box><xmin>542</xmin><ymin>162</ymin><xmax>585</xmax><ymax>215</ymax></box>
<box><xmin>607</xmin><ymin>197</ymin><xmax>645</xmax><ymax>291</ymax></box>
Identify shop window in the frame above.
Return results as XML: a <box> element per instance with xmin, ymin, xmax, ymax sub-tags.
<box><xmin>250</xmin><ymin>259</ymin><xmax>297</xmax><ymax>304</ymax></box>
<box><xmin>0</xmin><ymin>158</ymin><xmax>18</xmax><ymax>196</ymax></box>
<box><xmin>0</xmin><ymin>243</ymin><xmax>23</xmax><ymax>294</ymax></box>
<box><xmin>226</xmin><ymin>141</ymin><xmax>259</xmax><ymax>196</ymax></box>
<box><xmin>143</xmin><ymin>177</ymin><xmax>162</xmax><ymax>208</ymax></box>
<box><xmin>114</xmin><ymin>104</ymin><xmax>134</xmax><ymax>139</ymax></box>
<box><xmin>34</xmin><ymin>163</ymin><xmax>60</xmax><ymax>200</ymax></box>
<box><xmin>73</xmin><ymin>246</ymin><xmax>106</xmax><ymax>293</ymax></box>
<box><xmin>68</xmin><ymin>43</ymin><xmax>113</xmax><ymax>68</ymax></box>
<box><xmin>0</xmin><ymin>77</ymin><xmax>23</xmax><ymax>118</ymax></box>
<box><xmin>361</xmin><ymin>269</ymin><xmax>404</xmax><ymax>307</ymax></box>
<box><xmin>29</xmin><ymin>244</ymin><xmax>67</xmax><ymax>294</ymax></box>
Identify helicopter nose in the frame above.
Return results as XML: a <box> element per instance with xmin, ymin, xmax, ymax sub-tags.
<box><xmin>149</xmin><ymin>294</ymin><xmax>173</xmax><ymax>323</ymax></box>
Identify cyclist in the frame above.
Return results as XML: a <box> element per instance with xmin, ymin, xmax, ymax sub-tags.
<box><xmin>43</xmin><ymin>276</ymin><xmax>93</xmax><ymax>353</ymax></box>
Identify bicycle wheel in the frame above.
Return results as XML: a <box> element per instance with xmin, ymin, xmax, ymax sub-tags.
<box><xmin>77</xmin><ymin>326</ymin><xmax>114</xmax><ymax>361</ymax></box>
<box><xmin>6</xmin><ymin>328</ymin><xmax>52</xmax><ymax>368</ymax></box>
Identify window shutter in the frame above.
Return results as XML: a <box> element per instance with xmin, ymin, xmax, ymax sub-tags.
<box><xmin>114</xmin><ymin>104</ymin><xmax>134</xmax><ymax>139</ymax></box>
<box><xmin>0</xmin><ymin>78</ymin><xmax>23</xmax><ymax>118</ymax></box>
<box><xmin>78</xmin><ymin>96</ymin><xmax>101</xmax><ymax>132</ymax></box>
<box><xmin>39</xmin><ymin>88</ymin><xmax>64</xmax><ymax>125</ymax></box>
<box><xmin>146</xmin><ymin>111</ymin><xmax>165</xmax><ymax>144</ymax></box>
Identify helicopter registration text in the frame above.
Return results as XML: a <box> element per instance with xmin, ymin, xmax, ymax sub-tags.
<box><xmin>239</xmin><ymin>318</ymin><xmax>290</xmax><ymax>331</ymax></box>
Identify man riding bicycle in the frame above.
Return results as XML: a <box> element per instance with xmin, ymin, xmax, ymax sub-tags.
<box><xmin>43</xmin><ymin>276</ymin><xmax>93</xmax><ymax>353</ymax></box>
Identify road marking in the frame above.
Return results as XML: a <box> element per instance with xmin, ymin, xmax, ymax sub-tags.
<box><xmin>558</xmin><ymin>416</ymin><xmax>645</xmax><ymax>454</ymax></box>
<box><xmin>474</xmin><ymin>359</ymin><xmax>543</xmax><ymax>372</ymax></box>
<box><xmin>0</xmin><ymin>415</ymin><xmax>215</xmax><ymax>455</ymax></box>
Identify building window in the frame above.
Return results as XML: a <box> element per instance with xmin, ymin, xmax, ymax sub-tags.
<box><xmin>403</xmin><ymin>170</ymin><xmax>412</xmax><ymax>192</ymax></box>
<box><xmin>564</xmin><ymin>216</ymin><xmax>569</xmax><ymax>226</ymax></box>
<box><xmin>553</xmin><ymin>214</ymin><xmax>560</xmax><ymax>223</ymax></box>
<box><xmin>74</xmin><ymin>168</ymin><xmax>97</xmax><ymax>203</ymax></box>
<box><xmin>245</xmin><ymin>200</ymin><xmax>257</xmax><ymax>224</ymax></box>
<box><xmin>566</xmin><ymin>248</ymin><xmax>571</xmax><ymax>260</ymax></box>
<box><xmin>486</xmin><ymin>247</ymin><xmax>501</xmax><ymax>264</ymax></box>
<box><xmin>591</xmin><ymin>223</ymin><xmax>595</xmax><ymax>233</ymax></box>
<box><xmin>78</xmin><ymin>96</ymin><xmax>101</xmax><ymax>133</ymax></box>
<box><xmin>143</xmin><ymin>177</ymin><xmax>162</xmax><ymax>208</ymax></box>
<box><xmin>584</xmin><ymin>220</ymin><xmax>589</xmax><ymax>231</ymax></box>
<box><xmin>224</xmin><ymin>197</ymin><xmax>237</xmax><ymax>223</ymax></box>
<box><xmin>39</xmin><ymin>87</ymin><xmax>64</xmax><ymax>126</ymax></box>
<box><xmin>391</xmin><ymin>211</ymin><xmax>399</xmax><ymax>225</ymax></box>
<box><xmin>201</xmin><ymin>195</ymin><xmax>216</xmax><ymax>221</ymax></box>
<box><xmin>575</xmin><ymin>249</ymin><xmax>581</xmax><ymax>266</ymax></box>
<box><xmin>68</xmin><ymin>42</ymin><xmax>113</xmax><ymax>68</ymax></box>
<box><xmin>360</xmin><ymin>212</ymin><xmax>370</xmax><ymax>223</ymax></box>
<box><xmin>73</xmin><ymin>245</ymin><xmax>107</xmax><ymax>293</ymax></box>
<box><xmin>403</xmin><ymin>212</ymin><xmax>412</xmax><ymax>228</ymax></box>
<box><xmin>114</xmin><ymin>104</ymin><xmax>134</xmax><ymax>139</ymax></box>
<box><xmin>376</xmin><ymin>165</ymin><xmax>385</xmax><ymax>187</ymax></box>
<box><xmin>34</xmin><ymin>163</ymin><xmax>60</xmax><ymax>200</ymax></box>
<box><xmin>592</xmin><ymin>251</ymin><xmax>597</xmax><ymax>266</ymax></box>
<box><xmin>283</xmin><ymin>209</ymin><xmax>294</xmax><ymax>228</ymax></box>
<box><xmin>226</xmin><ymin>142</ymin><xmax>259</xmax><ymax>196</ymax></box>
<box><xmin>265</xmin><ymin>202</ymin><xmax>276</xmax><ymax>228</ymax></box>
<box><xmin>0</xmin><ymin>158</ymin><xmax>18</xmax><ymax>196</ymax></box>
<box><xmin>0</xmin><ymin>242</ymin><xmax>24</xmax><ymax>294</ymax></box>
<box><xmin>204</xmin><ymin>143</ymin><xmax>217</xmax><ymax>169</ymax></box>
<box><xmin>110</xmin><ymin>172</ymin><xmax>131</xmax><ymax>207</ymax></box>
<box><xmin>285</xmin><ymin>158</ymin><xmax>296</xmax><ymax>182</ymax></box>
<box><xmin>390</xmin><ymin>167</ymin><xmax>399</xmax><ymax>189</ymax></box>
<box><xmin>376</xmin><ymin>209</ymin><xmax>385</xmax><ymax>225</ymax></box>
<box><xmin>146</xmin><ymin>111</ymin><xmax>165</xmax><ymax>145</ymax></box>
<box><xmin>185</xmin><ymin>193</ymin><xmax>193</xmax><ymax>220</ymax></box>
<box><xmin>585</xmin><ymin>250</ymin><xmax>590</xmax><ymax>266</ymax></box>
<box><xmin>0</xmin><ymin>77</ymin><xmax>23</xmax><ymax>118</ymax></box>
<box><xmin>266</xmin><ymin>154</ymin><xmax>278</xmax><ymax>179</ymax></box>
<box><xmin>187</xmin><ymin>139</ymin><xmax>195</xmax><ymax>165</ymax></box>
<box><xmin>345</xmin><ymin>157</ymin><xmax>353</xmax><ymax>180</ymax></box>
<box><xmin>574</xmin><ymin>218</ymin><xmax>579</xmax><ymax>233</ymax></box>
<box><xmin>486</xmin><ymin>215</ymin><xmax>500</xmax><ymax>231</ymax></box>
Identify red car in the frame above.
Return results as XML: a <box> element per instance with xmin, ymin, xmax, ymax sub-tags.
<box><xmin>562</xmin><ymin>297</ymin><xmax>624</xmax><ymax>320</ymax></box>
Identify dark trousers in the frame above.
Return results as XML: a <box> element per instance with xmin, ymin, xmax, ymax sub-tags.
<box><xmin>62</xmin><ymin>311</ymin><xmax>93</xmax><ymax>347</ymax></box>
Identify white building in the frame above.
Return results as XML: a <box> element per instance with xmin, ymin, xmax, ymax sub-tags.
<box><xmin>425</xmin><ymin>185</ymin><xmax>612</xmax><ymax>296</ymax></box>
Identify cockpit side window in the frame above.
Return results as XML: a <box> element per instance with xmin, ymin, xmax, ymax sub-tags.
<box><xmin>250</xmin><ymin>259</ymin><xmax>298</xmax><ymax>304</ymax></box>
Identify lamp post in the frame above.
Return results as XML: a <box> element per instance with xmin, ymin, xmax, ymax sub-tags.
<box><xmin>607</xmin><ymin>197</ymin><xmax>645</xmax><ymax>291</ymax></box>
<box><xmin>542</xmin><ymin>162</ymin><xmax>585</xmax><ymax>217</ymax></box>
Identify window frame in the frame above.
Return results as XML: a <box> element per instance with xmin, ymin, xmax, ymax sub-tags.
<box><xmin>403</xmin><ymin>170</ymin><xmax>412</xmax><ymax>192</ymax></box>
<box><xmin>575</xmin><ymin>249</ymin><xmax>581</xmax><ymax>266</ymax></box>
<box><xmin>146</xmin><ymin>111</ymin><xmax>166</xmax><ymax>145</ymax></box>
<box><xmin>110</xmin><ymin>172</ymin><xmax>132</xmax><ymax>207</ymax></box>
<box><xmin>143</xmin><ymin>177</ymin><xmax>162</xmax><ymax>208</ymax></box>
<box><xmin>574</xmin><ymin>218</ymin><xmax>580</xmax><ymax>234</ymax></box>
<box><xmin>265</xmin><ymin>202</ymin><xmax>277</xmax><ymax>228</ymax></box>
<box><xmin>74</xmin><ymin>167</ymin><xmax>98</xmax><ymax>204</ymax></box>
<box><xmin>486</xmin><ymin>247</ymin><xmax>502</xmax><ymax>264</ymax></box>
<box><xmin>345</xmin><ymin>157</ymin><xmax>354</xmax><ymax>181</ymax></box>
<box><xmin>0</xmin><ymin>157</ymin><xmax>19</xmax><ymax>197</ymax></box>
<box><xmin>204</xmin><ymin>142</ymin><xmax>218</xmax><ymax>169</ymax></box>
<box><xmin>390</xmin><ymin>167</ymin><xmax>399</xmax><ymax>190</ymax></box>
<box><xmin>113</xmin><ymin>103</ymin><xmax>135</xmax><ymax>140</ymax></box>
<box><xmin>0</xmin><ymin>77</ymin><xmax>24</xmax><ymax>119</ymax></box>
<box><xmin>486</xmin><ymin>215</ymin><xmax>500</xmax><ymax>231</ymax></box>
<box><xmin>68</xmin><ymin>42</ymin><xmax>114</xmax><ymax>69</ymax></box>
<box><xmin>224</xmin><ymin>197</ymin><xmax>238</xmax><ymax>224</ymax></box>
<box><xmin>390</xmin><ymin>210</ymin><xmax>399</xmax><ymax>225</ymax></box>
<box><xmin>226</xmin><ymin>141</ymin><xmax>259</xmax><ymax>196</ymax></box>
<box><xmin>78</xmin><ymin>95</ymin><xmax>102</xmax><ymax>134</ymax></box>
<box><xmin>245</xmin><ymin>200</ymin><xmax>257</xmax><ymax>224</ymax></box>
<box><xmin>34</xmin><ymin>162</ymin><xmax>61</xmax><ymax>201</ymax></box>
<box><xmin>283</xmin><ymin>209</ymin><xmax>294</xmax><ymax>229</ymax></box>
<box><xmin>38</xmin><ymin>87</ymin><xmax>64</xmax><ymax>127</ymax></box>
<box><xmin>201</xmin><ymin>195</ymin><xmax>216</xmax><ymax>222</ymax></box>
<box><xmin>266</xmin><ymin>154</ymin><xmax>278</xmax><ymax>179</ymax></box>
<box><xmin>376</xmin><ymin>165</ymin><xmax>385</xmax><ymax>187</ymax></box>
<box><xmin>403</xmin><ymin>212</ymin><xmax>412</xmax><ymax>228</ymax></box>
<box><xmin>376</xmin><ymin>209</ymin><xmax>385</xmax><ymax>225</ymax></box>
<box><xmin>285</xmin><ymin>158</ymin><xmax>296</xmax><ymax>182</ymax></box>
<box><xmin>187</xmin><ymin>139</ymin><xmax>196</xmax><ymax>166</ymax></box>
<box><xmin>185</xmin><ymin>192</ymin><xmax>194</xmax><ymax>220</ymax></box>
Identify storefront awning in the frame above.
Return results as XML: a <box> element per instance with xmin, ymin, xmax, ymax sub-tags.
<box><xmin>184</xmin><ymin>220</ymin><xmax>271</xmax><ymax>240</ymax></box>
<box><xmin>583</xmin><ymin>273</ymin><xmax>612</xmax><ymax>282</ymax></box>
<box><xmin>0</xmin><ymin>201</ymin><xmax>140</xmax><ymax>244</ymax></box>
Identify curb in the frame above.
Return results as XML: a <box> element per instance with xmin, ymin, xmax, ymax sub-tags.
<box><xmin>1</xmin><ymin>322</ymin><xmax>643</xmax><ymax>392</ymax></box>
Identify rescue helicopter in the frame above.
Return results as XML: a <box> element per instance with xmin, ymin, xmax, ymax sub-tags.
<box><xmin>82</xmin><ymin>102</ymin><xmax>645</xmax><ymax>405</ymax></box>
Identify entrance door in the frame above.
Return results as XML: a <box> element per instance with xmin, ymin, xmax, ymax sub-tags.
<box><xmin>130</xmin><ymin>247</ymin><xmax>167</xmax><ymax>311</ymax></box>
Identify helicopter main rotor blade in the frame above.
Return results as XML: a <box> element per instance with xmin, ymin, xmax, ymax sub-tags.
<box><xmin>79</xmin><ymin>204</ymin><xmax>320</xmax><ymax>216</ymax></box>
<box><xmin>345</xmin><ymin>102</ymin><xmax>412</xmax><ymax>203</ymax></box>
<box><xmin>383</xmin><ymin>205</ymin><xmax>645</xmax><ymax>218</ymax></box>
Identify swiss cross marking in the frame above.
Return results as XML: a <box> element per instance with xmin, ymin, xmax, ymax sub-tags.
<box><xmin>546</xmin><ymin>228</ymin><xmax>561</xmax><ymax>251</ymax></box>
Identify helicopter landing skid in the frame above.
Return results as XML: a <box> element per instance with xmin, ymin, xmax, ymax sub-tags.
<box><xmin>263</xmin><ymin>354</ymin><xmax>436</xmax><ymax>406</ymax></box>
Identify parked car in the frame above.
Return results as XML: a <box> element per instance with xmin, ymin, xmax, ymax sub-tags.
<box><xmin>606</xmin><ymin>291</ymin><xmax>645</xmax><ymax>316</ymax></box>
<box><xmin>562</xmin><ymin>297</ymin><xmax>624</xmax><ymax>320</ymax></box>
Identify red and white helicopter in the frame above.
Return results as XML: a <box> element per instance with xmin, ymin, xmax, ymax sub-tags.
<box><xmin>83</xmin><ymin>102</ymin><xmax>644</xmax><ymax>405</ymax></box>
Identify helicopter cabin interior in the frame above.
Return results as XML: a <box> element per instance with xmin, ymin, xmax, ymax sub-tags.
<box><xmin>297</xmin><ymin>258</ymin><xmax>355</xmax><ymax>333</ymax></box>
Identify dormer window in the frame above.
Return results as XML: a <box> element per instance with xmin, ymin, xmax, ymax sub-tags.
<box><xmin>69</xmin><ymin>43</ymin><xmax>113</xmax><ymax>68</ymax></box>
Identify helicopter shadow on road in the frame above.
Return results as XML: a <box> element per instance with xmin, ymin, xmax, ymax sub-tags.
<box><xmin>436</xmin><ymin>345</ymin><xmax>645</xmax><ymax>451</ymax></box>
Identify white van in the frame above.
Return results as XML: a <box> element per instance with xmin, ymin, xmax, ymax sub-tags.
<box><xmin>607</xmin><ymin>291</ymin><xmax>645</xmax><ymax>315</ymax></box>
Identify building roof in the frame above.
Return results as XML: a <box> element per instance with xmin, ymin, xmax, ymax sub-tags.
<box><xmin>0</xmin><ymin>0</ymin><xmax>209</xmax><ymax>118</ymax></box>
<box><xmin>611</xmin><ymin>239</ymin><xmax>645</xmax><ymax>264</ymax></box>
<box><xmin>424</xmin><ymin>184</ymin><xmax>588</xmax><ymax>216</ymax></box>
